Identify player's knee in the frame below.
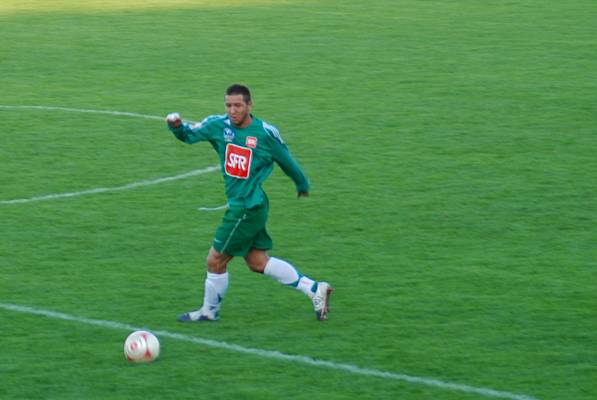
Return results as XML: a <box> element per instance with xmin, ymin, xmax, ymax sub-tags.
<box><xmin>244</xmin><ymin>250</ymin><xmax>268</xmax><ymax>273</ymax></box>
<box><xmin>206</xmin><ymin>250</ymin><xmax>229</xmax><ymax>273</ymax></box>
<box><xmin>246</xmin><ymin>261</ymin><xmax>264</xmax><ymax>273</ymax></box>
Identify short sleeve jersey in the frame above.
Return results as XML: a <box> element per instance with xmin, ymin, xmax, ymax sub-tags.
<box><xmin>169</xmin><ymin>114</ymin><xmax>309</xmax><ymax>209</ymax></box>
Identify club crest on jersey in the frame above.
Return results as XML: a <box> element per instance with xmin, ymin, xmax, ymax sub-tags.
<box><xmin>223</xmin><ymin>128</ymin><xmax>235</xmax><ymax>142</ymax></box>
<box><xmin>225</xmin><ymin>143</ymin><xmax>252</xmax><ymax>179</ymax></box>
<box><xmin>246</xmin><ymin>136</ymin><xmax>258</xmax><ymax>148</ymax></box>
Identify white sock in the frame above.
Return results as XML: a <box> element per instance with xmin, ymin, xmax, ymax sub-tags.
<box><xmin>202</xmin><ymin>272</ymin><xmax>229</xmax><ymax>312</ymax></box>
<box><xmin>264</xmin><ymin>257</ymin><xmax>317</xmax><ymax>299</ymax></box>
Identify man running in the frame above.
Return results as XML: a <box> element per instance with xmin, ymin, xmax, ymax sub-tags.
<box><xmin>166</xmin><ymin>84</ymin><xmax>333</xmax><ymax>322</ymax></box>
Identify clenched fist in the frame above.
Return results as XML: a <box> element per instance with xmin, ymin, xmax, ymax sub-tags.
<box><xmin>166</xmin><ymin>112</ymin><xmax>182</xmax><ymax>128</ymax></box>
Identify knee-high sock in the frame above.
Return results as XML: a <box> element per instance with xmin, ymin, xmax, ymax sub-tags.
<box><xmin>203</xmin><ymin>272</ymin><xmax>229</xmax><ymax>311</ymax></box>
<box><xmin>264</xmin><ymin>257</ymin><xmax>318</xmax><ymax>298</ymax></box>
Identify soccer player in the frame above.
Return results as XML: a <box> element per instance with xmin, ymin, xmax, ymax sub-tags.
<box><xmin>165</xmin><ymin>84</ymin><xmax>333</xmax><ymax>322</ymax></box>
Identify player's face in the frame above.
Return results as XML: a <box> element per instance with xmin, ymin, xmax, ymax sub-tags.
<box><xmin>225</xmin><ymin>94</ymin><xmax>252</xmax><ymax>128</ymax></box>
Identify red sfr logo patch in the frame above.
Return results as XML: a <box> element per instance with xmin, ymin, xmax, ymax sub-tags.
<box><xmin>246</xmin><ymin>136</ymin><xmax>257</xmax><ymax>148</ymax></box>
<box><xmin>225</xmin><ymin>143</ymin><xmax>252</xmax><ymax>179</ymax></box>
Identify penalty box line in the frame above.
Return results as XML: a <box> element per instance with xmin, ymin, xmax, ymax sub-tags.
<box><xmin>0</xmin><ymin>302</ymin><xmax>540</xmax><ymax>400</ymax></box>
<box><xmin>0</xmin><ymin>104</ymin><xmax>217</xmax><ymax>206</ymax></box>
<box><xmin>0</xmin><ymin>165</ymin><xmax>220</xmax><ymax>205</ymax></box>
<box><xmin>0</xmin><ymin>104</ymin><xmax>165</xmax><ymax>121</ymax></box>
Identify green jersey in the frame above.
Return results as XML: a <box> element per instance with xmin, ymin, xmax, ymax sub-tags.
<box><xmin>169</xmin><ymin>114</ymin><xmax>310</xmax><ymax>209</ymax></box>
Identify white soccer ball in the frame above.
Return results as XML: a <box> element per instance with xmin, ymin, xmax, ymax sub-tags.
<box><xmin>124</xmin><ymin>330</ymin><xmax>160</xmax><ymax>363</ymax></box>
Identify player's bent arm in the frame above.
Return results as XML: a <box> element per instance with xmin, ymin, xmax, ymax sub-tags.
<box><xmin>268</xmin><ymin>135</ymin><xmax>310</xmax><ymax>194</ymax></box>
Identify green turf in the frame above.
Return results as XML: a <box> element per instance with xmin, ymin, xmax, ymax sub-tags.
<box><xmin>1</xmin><ymin>1</ymin><xmax>596</xmax><ymax>399</ymax></box>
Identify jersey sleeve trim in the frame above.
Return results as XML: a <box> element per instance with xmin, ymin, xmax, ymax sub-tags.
<box><xmin>262</xmin><ymin>121</ymin><xmax>284</xmax><ymax>144</ymax></box>
<box><xmin>192</xmin><ymin>114</ymin><xmax>228</xmax><ymax>130</ymax></box>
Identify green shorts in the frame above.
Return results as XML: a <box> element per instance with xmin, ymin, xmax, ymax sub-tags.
<box><xmin>212</xmin><ymin>199</ymin><xmax>272</xmax><ymax>256</ymax></box>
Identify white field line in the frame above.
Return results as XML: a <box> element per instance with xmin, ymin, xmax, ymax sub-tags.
<box><xmin>0</xmin><ymin>166</ymin><xmax>220</xmax><ymax>205</ymax></box>
<box><xmin>198</xmin><ymin>204</ymin><xmax>229</xmax><ymax>211</ymax></box>
<box><xmin>0</xmin><ymin>104</ymin><xmax>215</xmax><ymax>205</ymax></box>
<box><xmin>0</xmin><ymin>303</ymin><xmax>540</xmax><ymax>400</ymax></box>
<box><xmin>0</xmin><ymin>104</ymin><xmax>164</xmax><ymax>121</ymax></box>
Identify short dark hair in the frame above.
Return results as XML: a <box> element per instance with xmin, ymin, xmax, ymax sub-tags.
<box><xmin>226</xmin><ymin>84</ymin><xmax>252</xmax><ymax>103</ymax></box>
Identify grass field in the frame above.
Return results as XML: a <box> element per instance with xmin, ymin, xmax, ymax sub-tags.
<box><xmin>1</xmin><ymin>1</ymin><xmax>596</xmax><ymax>399</ymax></box>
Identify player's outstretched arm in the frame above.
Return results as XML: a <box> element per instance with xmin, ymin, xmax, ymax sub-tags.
<box><xmin>165</xmin><ymin>112</ymin><xmax>210</xmax><ymax>144</ymax></box>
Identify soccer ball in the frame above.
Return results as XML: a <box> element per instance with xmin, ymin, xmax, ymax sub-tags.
<box><xmin>124</xmin><ymin>330</ymin><xmax>160</xmax><ymax>363</ymax></box>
